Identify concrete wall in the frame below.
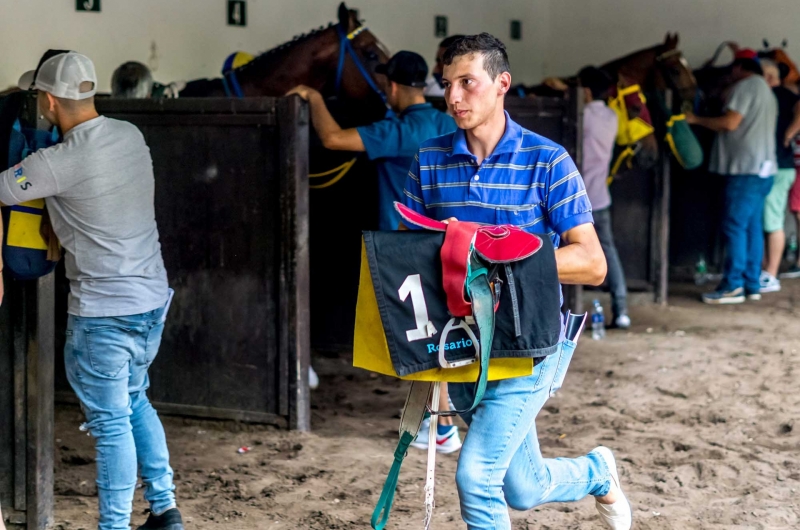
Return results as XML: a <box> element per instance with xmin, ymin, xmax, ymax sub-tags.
<box><xmin>0</xmin><ymin>0</ymin><xmax>545</xmax><ymax>92</ymax></box>
<box><xmin>539</xmin><ymin>0</ymin><xmax>800</xmax><ymax>77</ymax></box>
<box><xmin>1</xmin><ymin>0</ymin><xmax>798</xmax><ymax>93</ymax></box>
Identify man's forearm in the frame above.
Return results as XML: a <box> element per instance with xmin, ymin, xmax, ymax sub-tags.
<box><xmin>555</xmin><ymin>242</ymin><xmax>607</xmax><ymax>286</ymax></box>
<box><xmin>691</xmin><ymin>114</ymin><xmax>735</xmax><ymax>133</ymax></box>
<box><xmin>308</xmin><ymin>92</ymin><xmax>343</xmax><ymax>143</ymax></box>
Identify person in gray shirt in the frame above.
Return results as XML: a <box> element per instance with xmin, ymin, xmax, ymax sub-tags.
<box><xmin>1</xmin><ymin>52</ymin><xmax>183</xmax><ymax>530</ymax></box>
<box><xmin>688</xmin><ymin>49</ymin><xmax>778</xmax><ymax>305</ymax></box>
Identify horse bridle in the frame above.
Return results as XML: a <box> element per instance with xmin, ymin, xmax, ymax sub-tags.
<box><xmin>654</xmin><ymin>47</ymin><xmax>698</xmax><ymax>105</ymax></box>
<box><xmin>334</xmin><ymin>24</ymin><xmax>393</xmax><ymax>116</ymax></box>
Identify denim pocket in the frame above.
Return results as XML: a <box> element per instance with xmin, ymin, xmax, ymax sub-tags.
<box><xmin>549</xmin><ymin>339</ymin><xmax>577</xmax><ymax>397</ymax></box>
<box><xmin>141</xmin><ymin>321</ymin><xmax>165</xmax><ymax>368</ymax></box>
<box><xmin>84</xmin><ymin>323</ymin><xmax>139</xmax><ymax>378</ymax></box>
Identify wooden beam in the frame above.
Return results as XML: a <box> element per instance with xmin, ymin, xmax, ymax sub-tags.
<box><xmin>277</xmin><ymin>97</ymin><xmax>311</xmax><ymax>432</ymax></box>
<box><xmin>653</xmin><ymin>90</ymin><xmax>672</xmax><ymax>305</ymax></box>
<box><xmin>26</xmin><ymin>276</ymin><xmax>55</xmax><ymax>530</ymax></box>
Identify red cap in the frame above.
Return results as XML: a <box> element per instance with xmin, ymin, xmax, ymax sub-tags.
<box><xmin>734</xmin><ymin>48</ymin><xmax>759</xmax><ymax>61</ymax></box>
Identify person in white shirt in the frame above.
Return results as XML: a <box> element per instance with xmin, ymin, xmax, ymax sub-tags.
<box><xmin>578</xmin><ymin>66</ymin><xmax>629</xmax><ymax>328</ymax></box>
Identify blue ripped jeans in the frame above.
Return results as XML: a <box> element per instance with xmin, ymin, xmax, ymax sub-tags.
<box><xmin>449</xmin><ymin>340</ymin><xmax>612</xmax><ymax>530</ymax></box>
<box><xmin>64</xmin><ymin>299</ymin><xmax>176</xmax><ymax>530</ymax></box>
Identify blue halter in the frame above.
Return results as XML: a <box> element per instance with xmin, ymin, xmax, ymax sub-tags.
<box><xmin>221</xmin><ymin>70</ymin><xmax>245</xmax><ymax>98</ymax></box>
<box><xmin>334</xmin><ymin>25</ymin><xmax>394</xmax><ymax>118</ymax></box>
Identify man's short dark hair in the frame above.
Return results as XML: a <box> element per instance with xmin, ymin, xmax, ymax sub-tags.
<box><xmin>443</xmin><ymin>33</ymin><xmax>510</xmax><ymax>79</ymax></box>
<box><xmin>438</xmin><ymin>35</ymin><xmax>465</xmax><ymax>50</ymax></box>
<box><xmin>578</xmin><ymin>66</ymin><xmax>612</xmax><ymax>100</ymax></box>
<box><xmin>733</xmin><ymin>57</ymin><xmax>763</xmax><ymax>76</ymax></box>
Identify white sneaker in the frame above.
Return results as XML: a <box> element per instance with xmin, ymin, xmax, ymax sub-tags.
<box><xmin>593</xmin><ymin>446</ymin><xmax>633</xmax><ymax>530</ymax></box>
<box><xmin>759</xmin><ymin>274</ymin><xmax>781</xmax><ymax>294</ymax></box>
<box><xmin>409</xmin><ymin>418</ymin><xmax>463</xmax><ymax>454</ymax></box>
<box><xmin>614</xmin><ymin>314</ymin><xmax>631</xmax><ymax>329</ymax></box>
<box><xmin>308</xmin><ymin>366</ymin><xmax>319</xmax><ymax>390</ymax></box>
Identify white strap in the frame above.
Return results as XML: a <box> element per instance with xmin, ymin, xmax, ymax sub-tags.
<box><xmin>423</xmin><ymin>382</ymin><xmax>440</xmax><ymax>529</ymax></box>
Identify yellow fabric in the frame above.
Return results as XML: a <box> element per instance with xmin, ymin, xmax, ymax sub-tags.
<box><xmin>353</xmin><ymin>240</ymin><xmax>535</xmax><ymax>382</ymax></box>
<box><xmin>231</xmin><ymin>52</ymin><xmax>254</xmax><ymax>69</ymax></box>
<box><xmin>608</xmin><ymin>84</ymin><xmax>655</xmax><ymax>146</ymax></box>
<box><xmin>7</xmin><ymin>206</ymin><xmax>47</xmax><ymax>250</ymax></box>
<box><xmin>665</xmin><ymin>114</ymin><xmax>687</xmax><ymax>168</ymax></box>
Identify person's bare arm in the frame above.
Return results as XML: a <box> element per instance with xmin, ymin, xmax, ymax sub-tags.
<box><xmin>686</xmin><ymin>109</ymin><xmax>743</xmax><ymax>133</ymax></box>
<box><xmin>784</xmin><ymin>100</ymin><xmax>800</xmax><ymax>147</ymax></box>
<box><xmin>286</xmin><ymin>85</ymin><xmax>365</xmax><ymax>152</ymax></box>
<box><xmin>554</xmin><ymin>223</ymin><xmax>607</xmax><ymax>286</ymax></box>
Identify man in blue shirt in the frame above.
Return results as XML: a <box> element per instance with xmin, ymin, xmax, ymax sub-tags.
<box><xmin>403</xmin><ymin>34</ymin><xmax>631</xmax><ymax>530</ymax></box>
<box><xmin>287</xmin><ymin>52</ymin><xmax>461</xmax><ymax>451</ymax></box>
<box><xmin>287</xmin><ymin>51</ymin><xmax>456</xmax><ymax>231</ymax></box>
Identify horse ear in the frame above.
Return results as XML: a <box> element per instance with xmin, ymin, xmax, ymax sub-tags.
<box><xmin>337</xmin><ymin>2</ymin><xmax>349</xmax><ymax>28</ymax></box>
<box><xmin>763</xmin><ymin>39</ymin><xmax>770</xmax><ymax>49</ymax></box>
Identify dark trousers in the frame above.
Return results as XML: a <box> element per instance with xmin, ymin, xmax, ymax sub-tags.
<box><xmin>594</xmin><ymin>207</ymin><xmax>627</xmax><ymax>316</ymax></box>
<box><xmin>720</xmin><ymin>174</ymin><xmax>774</xmax><ymax>292</ymax></box>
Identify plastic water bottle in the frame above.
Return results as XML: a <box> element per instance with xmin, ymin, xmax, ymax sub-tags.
<box><xmin>694</xmin><ymin>256</ymin><xmax>708</xmax><ymax>285</ymax></box>
<box><xmin>591</xmin><ymin>299</ymin><xmax>606</xmax><ymax>340</ymax></box>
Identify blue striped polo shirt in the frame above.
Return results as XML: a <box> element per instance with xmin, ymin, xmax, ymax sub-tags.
<box><xmin>402</xmin><ymin>112</ymin><xmax>593</xmax><ymax>249</ymax></box>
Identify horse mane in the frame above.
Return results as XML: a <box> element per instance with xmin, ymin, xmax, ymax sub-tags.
<box><xmin>235</xmin><ymin>22</ymin><xmax>340</xmax><ymax>74</ymax></box>
<box><xmin>602</xmin><ymin>42</ymin><xmax>668</xmax><ymax>73</ymax></box>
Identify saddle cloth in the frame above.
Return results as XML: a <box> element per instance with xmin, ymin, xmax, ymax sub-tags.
<box><xmin>353</xmin><ymin>205</ymin><xmax>562</xmax><ymax>380</ymax></box>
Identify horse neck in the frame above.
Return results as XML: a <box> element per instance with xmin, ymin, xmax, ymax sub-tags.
<box><xmin>236</xmin><ymin>28</ymin><xmax>341</xmax><ymax>97</ymax></box>
<box><xmin>605</xmin><ymin>47</ymin><xmax>661</xmax><ymax>87</ymax></box>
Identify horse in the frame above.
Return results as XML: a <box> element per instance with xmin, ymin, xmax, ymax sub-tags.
<box><xmin>178</xmin><ymin>3</ymin><xmax>390</xmax><ymax>124</ymax></box>
<box><xmin>600</xmin><ymin>33</ymin><xmax>697</xmax><ymax>107</ymax></box>
<box><xmin>520</xmin><ymin>33</ymin><xmax>697</xmax><ymax>106</ymax></box>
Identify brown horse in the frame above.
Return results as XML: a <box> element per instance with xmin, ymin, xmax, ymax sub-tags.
<box><xmin>600</xmin><ymin>33</ymin><xmax>697</xmax><ymax>106</ymax></box>
<box><xmin>522</xmin><ymin>33</ymin><xmax>697</xmax><ymax>106</ymax></box>
<box><xmin>179</xmin><ymin>3</ymin><xmax>390</xmax><ymax>117</ymax></box>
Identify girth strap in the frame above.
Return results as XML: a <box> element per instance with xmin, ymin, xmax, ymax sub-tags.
<box><xmin>371</xmin><ymin>381</ymin><xmax>432</xmax><ymax>530</ymax></box>
<box><xmin>370</xmin><ymin>273</ymin><xmax>496</xmax><ymax>528</ymax></box>
<box><xmin>430</xmin><ymin>271</ymin><xmax>494</xmax><ymax>417</ymax></box>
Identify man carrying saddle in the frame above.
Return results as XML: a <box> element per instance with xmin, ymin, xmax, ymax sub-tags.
<box><xmin>402</xmin><ymin>33</ymin><xmax>632</xmax><ymax>530</ymax></box>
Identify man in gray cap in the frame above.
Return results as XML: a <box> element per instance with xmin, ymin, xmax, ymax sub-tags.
<box><xmin>2</xmin><ymin>51</ymin><xmax>183</xmax><ymax>530</ymax></box>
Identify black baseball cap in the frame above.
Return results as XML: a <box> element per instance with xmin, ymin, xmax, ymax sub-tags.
<box><xmin>375</xmin><ymin>51</ymin><xmax>428</xmax><ymax>88</ymax></box>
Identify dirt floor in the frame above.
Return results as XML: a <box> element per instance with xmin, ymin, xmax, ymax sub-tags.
<box><xmin>51</xmin><ymin>281</ymin><xmax>800</xmax><ymax>530</ymax></box>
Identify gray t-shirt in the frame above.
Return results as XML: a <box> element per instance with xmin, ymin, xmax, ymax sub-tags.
<box><xmin>0</xmin><ymin>116</ymin><xmax>168</xmax><ymax>317</ymax></box>
<box><xmin>709</xmin><ymin>75</ymin><xmax>778</xmax><ymax>176</ymax></box>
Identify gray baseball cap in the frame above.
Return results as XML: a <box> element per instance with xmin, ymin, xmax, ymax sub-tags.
<box><xmin>18</xmin><ymin>51</ymin><xmax>97</xmax><ymax>100</ymax></box>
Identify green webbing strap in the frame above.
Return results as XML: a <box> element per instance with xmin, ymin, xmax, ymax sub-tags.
<box><xmin>371</xmin><ymin>431</ymin><xmax>415</xmax><ymax>529</ymax></box>
<box><xmin>460</xmin><ymin>273</ymin><xmax>494</xmax><ymax>414</ymax></box>
<box><xmin>370</xmin><ymin>271</ymin><xmax>496</xmax><ymax>529</ymax></box>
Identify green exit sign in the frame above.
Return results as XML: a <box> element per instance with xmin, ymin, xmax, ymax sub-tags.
<box><xmin>76</xmin><ymin>0</ymin><xmax>100</xmax><ymax>12</ymax></box>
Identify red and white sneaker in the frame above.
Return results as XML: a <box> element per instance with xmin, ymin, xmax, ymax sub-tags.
<box><xmin>410</xmin><ymin>418</ymin><xmax>463</xmax><ymax>454</ymax></box>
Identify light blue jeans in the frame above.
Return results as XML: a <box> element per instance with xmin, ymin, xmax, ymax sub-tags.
<box><xmin>450</xmin><ymin>340</ymin><xmax>612</xmax><ymax>530</ymax></box>
<box><xmin>64</xmin><ymin>299</ymin><xmax>176</xmax><ymax>530</ymax></box>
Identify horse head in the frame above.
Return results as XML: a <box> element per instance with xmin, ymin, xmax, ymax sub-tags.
<box><xmin>332</xmin><ymin>2</ymin><xmax>392</xmax><ymax>104</ymax></box>
<box><xmin>654</xmin><ymin>33</ymin><xmax>698</xmax><ymax>106</ymax></box>
<box><xmin>604</xmin><ymin>33</ymin><xmax>697</xmax><ymax>107</ymax></box>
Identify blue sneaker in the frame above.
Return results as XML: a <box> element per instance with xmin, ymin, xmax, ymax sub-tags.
<box><xmin>701</xmin><ymin>287</ymin><xmax>745</xmax><ymax>305</ymax></box>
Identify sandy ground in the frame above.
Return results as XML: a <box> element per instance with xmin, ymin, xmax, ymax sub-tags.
<box><xmin>51</xmin><ymin>281</ymin><xmax>800</xmax><ymax>530</ymax></box>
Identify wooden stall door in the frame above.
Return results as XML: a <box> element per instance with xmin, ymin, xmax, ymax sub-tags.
<box><xmin>54</xmin><ymin>98</ymin><xmax>310</xmax><ymax>430</ymax></box>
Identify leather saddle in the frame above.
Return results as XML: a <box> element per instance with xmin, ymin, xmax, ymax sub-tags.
<box><xmin>395</xmin><ymin>202</ymin><xmax>544</xmax><ymax>412</ymax></box>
